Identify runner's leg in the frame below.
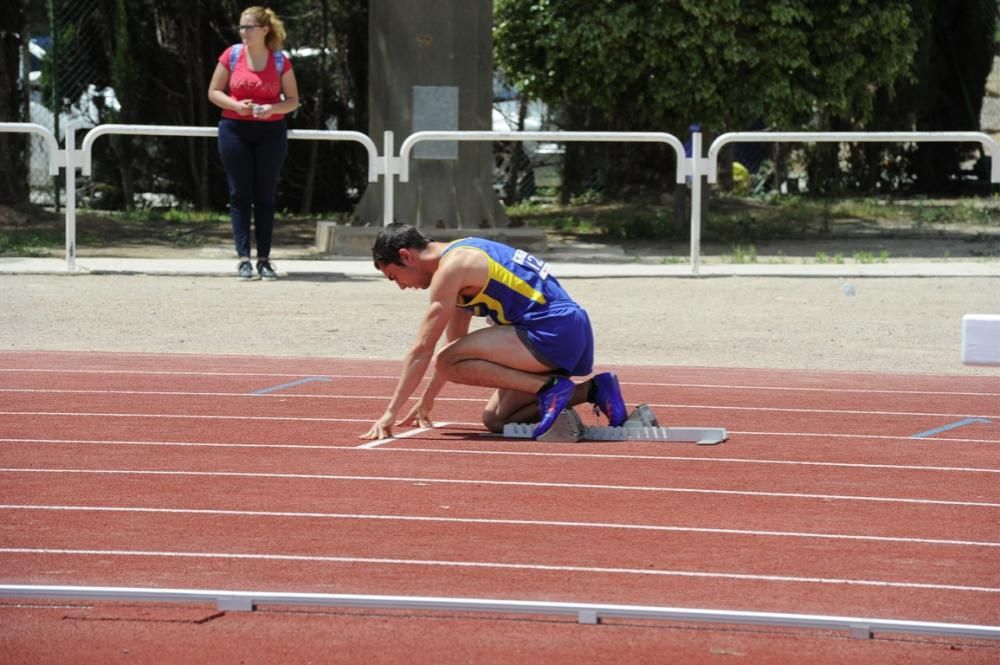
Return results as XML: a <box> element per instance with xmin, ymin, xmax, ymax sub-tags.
<box><xmin>440</xmin><ymin>327</ymin><xmax>591</xmax><ymax>431</ymax></box>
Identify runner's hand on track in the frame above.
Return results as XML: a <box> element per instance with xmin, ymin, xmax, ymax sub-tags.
<box><xmin>398</xmin><ymin>400</ymin><xmax>433</xmax><ymax>428</ymax></box>
<box><xmin>359</xmin><ymin>411</ymin><xmax>395</xmax><ymax>439</ymax></box>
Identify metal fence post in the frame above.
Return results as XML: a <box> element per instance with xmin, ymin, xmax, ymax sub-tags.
<box><xmin>689</xmin><ymin>131</ymin><xmax>703</xmax><ymax>276</ymax></box>
<box><xmin>382</xmin><ymin>131</ymin><xmax>394</xmax><ymax>226</ymax></box>
<box><xmin>64</xmin><ymin>126</ymin><xmax>76</xmax><ymax>271</ymax></box>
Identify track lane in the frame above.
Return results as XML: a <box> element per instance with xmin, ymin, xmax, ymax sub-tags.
<box><xmin>2</xmin><ymin>507</ymin><xmax>997</xmax><ymax>587</ymax></box>
<box><xmin>1</xmin><ymin>377</ymin><xmax>997</xmax><ymax>415</ymax></box>
<box><xmin>1</xmin><ymin>388</ymin><xmax>996</xmax><ymax>426</ymax></box>
<box><xmin>1</xmin><ymin>550</ymin><xmax>995</xmax><ymax>627</ymax></box>
<box><xmin>2</xmin><ymin>393</ymin><xmax>996</xmax><ymax>448</ymax></box>
<box><xmin>2</xmin><ymin>350</ymin><xmax>998</xmax><ymax>646</ymax></box>
<box><xmin>1</xmin><ymin>441</ymin><xmax>996</xmax><ymax>503</ymax></box>
<box><xmin>2</xmin><ymin>471</ymin><xmax>995</xmax><ymax>544</ymax></box>
<box><xmin>4</xmin><ymin>603</ymin><xmax>997</xmax><ymax>665</ymax></box>
<box><xmin>3</xmin><ymin>430</ymin><xmax>997</xmax><ymax>472</ymax></box>
<box><xmin>2</xmin><ymin>351</ymin><xmax>997</xmax><ymax>391</ymax></box>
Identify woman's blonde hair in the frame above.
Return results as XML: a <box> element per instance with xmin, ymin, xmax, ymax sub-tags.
<box><xmin>242</xmin><ymin>6</ymin><xmax>286</xmax><ymax>51</ymax></box>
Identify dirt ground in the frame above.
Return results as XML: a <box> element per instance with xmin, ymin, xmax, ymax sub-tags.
<box><xmin>2</xmin><ymin>273</ymin><xmax>998</xmax><ymax>376</ymax></box>
<box><xmin>1</xmin><ymin>203</ymin><xmax>998</xmax><ymax>375</ymax></box>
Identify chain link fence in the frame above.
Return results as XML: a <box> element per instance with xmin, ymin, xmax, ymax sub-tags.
<box><xmin>28</xmin><ymin>0</ymin><xmax>104</xmax><ymax>205</ymax></box>
<box><xmin>491</xmin><ymin>95</ymin><xmax>563</xmax><ymax>205</ymax></box>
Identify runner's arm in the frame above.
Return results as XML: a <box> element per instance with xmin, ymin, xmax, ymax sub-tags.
<box><xmin>417</xmin><ymin>309</ymin><xmax>472</xmax><ymax>404</ymax></box>
<box><xmin>360</xmin><ymin>262</ymin><xmax>465</xmax><ymax>438</ymax></box>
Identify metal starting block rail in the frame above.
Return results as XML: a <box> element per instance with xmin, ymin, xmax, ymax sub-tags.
<box><xmin>503</xmin><ymin>405</ymin><xmax>727</xmax><ymax>445</ymax></box>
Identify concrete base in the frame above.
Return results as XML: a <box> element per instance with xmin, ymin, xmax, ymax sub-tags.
<box><xmin>315</xmin><ymin>222</ymin><xmax>547</xmax><ymax>256</ymax></box>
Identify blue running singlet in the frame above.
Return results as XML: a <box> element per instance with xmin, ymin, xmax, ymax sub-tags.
<box><xmin>440</xmin><ymin>238</ymin><xmax>594</xmax><ymax>376</ymax></box>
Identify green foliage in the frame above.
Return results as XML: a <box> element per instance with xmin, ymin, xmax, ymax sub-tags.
<box><xmin>108</xmin><ymin>0</ymin><xmax>140</xmax><ymax>124</ymax></box>
<box><xmin>103</xmin><ymin>207</ymin><xmax>231</xmax><ymax>224</ymax></box>
<box><xmin>505</xmin><ymin>201</ymin><xmax>679</xmax><ymax>239</ymax></box>
<box><xmin>38</xmin><ymin>0</ymin><xmax>368</xmax><ymax>213</ymax></box>
<box><xmin>0</xmin><ymin>0</ymin><xmax>30</xmax><ymax>203</ymax></box>
<box><xmin>494</xmin><ymin>1</ymin><xmax>924</xmax><ymax>200</ymax></box>
<box><xmin>508</xmin><ymin>194</ymin><xmax>999</xmax><ymax>248</ymax></box>
<box><xmin>495</xmin><ymin>1</ymin><xmax>918</xmax><ymax>135</ymax></box>
<box><xmin>834</xmin><ymin>197</ymin><xmax>1000</xmax><ymax>228</ymax></box>
<box><xmin>724</xmin><ymin>244</ymin><xmax>758</xmax><ymax>263</ymax></box>
<box><xmin>0</xmin><ymin>231</ymin><xmax>59</xmax><ymax>257</ymax></box>
<box><xmin>599</xmin><ymin>208</ymin><xmax>678</xmax><ymax>241</ymax></box>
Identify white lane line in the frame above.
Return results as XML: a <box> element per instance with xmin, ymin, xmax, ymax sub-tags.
<box><xmin>1</xmin><ymin>547</ymin><xmax>996</xmax><ymax>594</ymax></box>
<box><xmin>2</xmin><ymin>390</ymin><xmax>995</xmax><ymax>419</ymax></box>
<box><xmin>357</xmin><ymin>424</ymin><xmax>453</xmax><ymax>449</ymax></box>
<box><xmin>649</xmin><ymin>404</ymin><xmax>999</xmax><ymax>419</ymax></box>
<box><xmin>3</xmin><ymin>411</ymin><xmax>997</xmax><ymax>444</ymax></box>
<box><xmin>1</xmin><ymin>369</ymin><xmax>995</xmax><ymax>396</ymax></box>
<box><xmin>0</xmin><ymin>368</ymin><xmax>402</xmax><ymax>380</ymax></box>
<box><xmin>3</xmin><ymin>411</ymin><xmax>998</xmax><ymax>444</ymax></box>
<box><xmin>734</xmin><ymin>430</ymin><xmax>1000</xmax><ymax>444</ymax></box>
<box><xmin>3</xmin><ymin>437</ymin><xmax>997</xmax><ymax>473</ymax></box>
<box><xmin>2</xmin><ymin>504</ymin><xmax>995</xmax><ymax>548</ymax></box>
<box><xmin>0</xmin><ymin>411</ymin><xmax>368</xmax><ymax>423</ymax></box>
<box><xmin>629</xmin><ymin>382</ymin><xmax>1000</xmax><ymax>398</ymax></box>
<box><xmin>1</xmin><ymin>468</ymin><xmax>996</xmax><ymax>507</ymax></box>
<box><xmin>0</xmin><ymin>388</ymin><xmax>470</xmax><ymax>400</ymax></box>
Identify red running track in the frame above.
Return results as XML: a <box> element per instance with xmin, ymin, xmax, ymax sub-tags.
<box><xmin>0</xmin><ymin>350</ymin><xmax>998</xmax><ymax>664</ymax></box>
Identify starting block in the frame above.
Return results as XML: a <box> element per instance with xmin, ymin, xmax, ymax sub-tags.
<box><xmin>503</xmin><ymin>404</ymin><xmax>728</xmax><ymax>445</ymax></box>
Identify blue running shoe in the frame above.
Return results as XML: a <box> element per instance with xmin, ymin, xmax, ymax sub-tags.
<box><xmin>591</xmin><ymin>372</ymin><xmax>627</xmax><ymax>426</ymax></box>
<box><xmin>533</xmin><ymin>376</ymin><xmax>576</xmax><ymax>439</ymax></box>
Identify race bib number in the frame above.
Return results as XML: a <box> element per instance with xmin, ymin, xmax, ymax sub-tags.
<box><xmin>512</xmin><ymin>249</ymin><xmax>550</xmax><ymax>279</ymax></box>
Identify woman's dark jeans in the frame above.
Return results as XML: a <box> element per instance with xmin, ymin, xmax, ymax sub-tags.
<box><xmin>218</xmin><ymin>118</ymin><xmax>288</xmax><ymax>259</ymax></box>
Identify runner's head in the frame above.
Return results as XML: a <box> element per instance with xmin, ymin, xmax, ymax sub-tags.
<box><xmin>372</xmin><ymin>222</ymin><xmax>432</xmax><ymax>269</ymax></box>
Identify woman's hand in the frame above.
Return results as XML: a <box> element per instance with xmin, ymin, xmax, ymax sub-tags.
<box><xmin>252</xmin><ymin>103</ymin><xmax>274</xmax><ymax>119</ymax></box>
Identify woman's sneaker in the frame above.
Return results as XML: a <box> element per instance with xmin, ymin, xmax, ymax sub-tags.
<box><xmin>237</xmin><ymin>260</ymin><xmax>255</xmax><ymax>281</ymax></box>
<box><xmin>257</xmin><ymin>259</ymin><xmax>278</xmax><ymax>281</ymax></box>
<box><xmin>591</xmin><ymin>372</ymin><xmax>627</xmax><ymax>426</ymax></box>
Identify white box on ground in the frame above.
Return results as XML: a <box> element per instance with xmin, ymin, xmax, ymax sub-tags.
<box><xmin>961</xmin><ymin>314</ymin><xmax>1000</xmax><ymax>366</ymax></box>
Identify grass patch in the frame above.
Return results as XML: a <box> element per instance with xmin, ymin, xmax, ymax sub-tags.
<box><xmin>815</xmin><ymin>252</ymin><xmax>845</xmax><ymax>264</ymax></box>
<box><xmin>723</xmin><ymin>244</ymin><xmax>758</xmax><ymax>263</ymax></box>
<box><xmin>3</xmin><ymin>193</ymin><xmax>996</xmax><ymax>258</ymax></box>
<box><xmin>0</xmin><ymin>202</ymin><xmax>343</xmax><ymax>255</ymax></box>
<box><xmin>508</xmin><ymin>201</ymin><xmax>676</xmax><ymax>240</ymax></box>
<box><xmin>829</xmin><ymin>197</ymin><xmax>1000</xmax><ymax>228</ymax></box>
<box><xmin>0</xmin><ymin>231</ymin><xmax>58</xmax><ymax>257</ymax></box>
<box><xmin>506</xmin><ymin>194</ymin><xmax>999</xmax><ymax>248</ymax></box>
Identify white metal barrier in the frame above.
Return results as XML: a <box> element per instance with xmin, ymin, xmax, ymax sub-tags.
<box><xmin>397</xmin><ymin>129</ymin><xmax>691</xmax><ymax>262</ymax></box>
<box><xmin>1</xmin><ymin>584</ymin><xmax>998</xmax><ymax>640</ymax></box>
<box><xmin>0</xmin><ymin>122</ymin><xmax>62</xmax><ymax>175</ymax></box>
<box><xmin>700</xmin><ymin>131</ymin><xmax>1000</xmax><ymax>275</ymax></box>
<box><xmin>706</xmin><ymin>131</ymin><xmax>1000</xmax><ymax>183</ymax></box>
<box><xmin>398</xmin><ymin>130</ymin><xmax>687</xmax><ymax>183</ymax></box>
<box><xmin>71</xmin><ymin>124</ymin><xmax>379</xmax><ymax>271</ymax></box>
<box><xmin>2</xmin><ymin>122</ymin><xmax>997</xmax><ymax>273</ymax></box>
<box><xmin>78</xmin><ymin>124</ymin><xmax>380</xmax><ymax>181</ymax></box>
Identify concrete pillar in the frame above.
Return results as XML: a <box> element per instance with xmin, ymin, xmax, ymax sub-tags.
<box><xmin>355</xmin><ymin>0</ymin><xmax>509</xmax><ymax>229</ymax></box>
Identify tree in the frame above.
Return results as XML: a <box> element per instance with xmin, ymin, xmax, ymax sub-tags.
<box><xmin>22</xmin><ymin>0</ymin><xmax>369</xmax><ymax>213</ymax></box>
<box><xmin>102</xmin><ymin>0</ymin><xmax>141</xmax><ymax>209</ymax></box>
<box><xmin>907</xmin><ymin>0</ymin><xmax>996</xmax><ymax>192</ymax></box>
<box><xmin>279</xmin><ymin>0</ymin><xmax>369</xmax><ymax>214</ymax></box>
<box><xmin>0</xmin><ymin>0</ymin><xmax>30</xmax><ymax>204</ymax></box>
<box><xmin>494</xmin><ymin>0</ymin><xmax>919</xmax><ymax>198</ymax></box>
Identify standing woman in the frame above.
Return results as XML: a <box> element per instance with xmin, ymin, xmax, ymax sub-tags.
<box><xmin>208</xmin><ymin>6</ymin><xmax>299</xmax><ymax>281</ymax></box>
